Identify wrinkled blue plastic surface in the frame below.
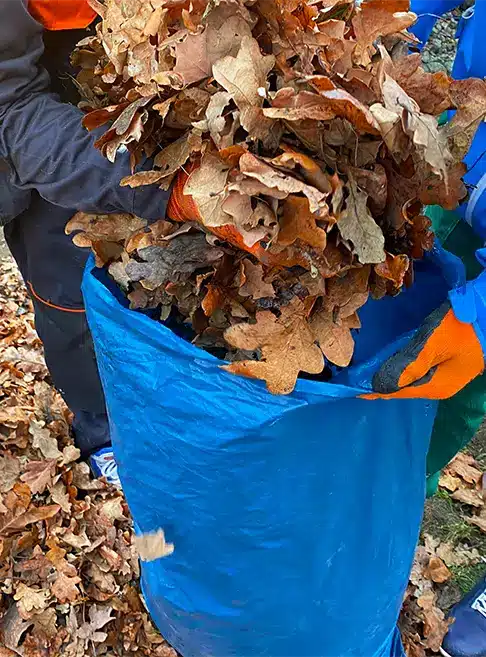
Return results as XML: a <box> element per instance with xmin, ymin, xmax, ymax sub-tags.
<box><xmin>82</xmin><ymin>246</ymin><xmax>464</xmax><ymax>657</ymax></box>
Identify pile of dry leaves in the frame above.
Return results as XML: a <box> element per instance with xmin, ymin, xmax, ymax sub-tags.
<box><xmin>66</xmin><ymin>0</ymin><xmax>486</xmax><ymax>394</ymax></box>
<box><xmin>401</xmin><ymin>452</ymin><xmax>486</xmax><ymax>657</ymax></box>
<box><xmin>0</xmin><ymin>260</ymin><xmax>175</xmax><ymax>657</ymax></box>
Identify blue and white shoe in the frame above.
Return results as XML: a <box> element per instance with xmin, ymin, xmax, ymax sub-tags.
<box><xmin>89</xmin><ymin>447</ymin><xmax>121</xmax><ymax>488</ymax></box>
<box><xmin>441</xmin><ymin>575</ymin><xmax>486</xmax><ymax>657</ymax></box>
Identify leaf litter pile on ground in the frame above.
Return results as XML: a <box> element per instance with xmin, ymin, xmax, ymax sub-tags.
<box><xmin>0</xmin><ymin>254</ymin><xmax>485</xmax><ymax>655</ymax></box>
<box><xmin>66</xmin><ymin>0</ymin><xmax>486</xmax><ymax>394</ymax></box>
<box><xmin>0</xmin><ymin>260</ymin><xmax>176</xmax><ymax>656</ymax></box>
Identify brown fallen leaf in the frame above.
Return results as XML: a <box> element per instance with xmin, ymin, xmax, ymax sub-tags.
<box><xmin>65</xmin><ymin>212</ymin><xmax>147</xmax><ymax>244</ymax></box>
<box><xmin>439</xmin><ymin>472</ymin><xmax>462</xmax><ymax>493</ymax></box>
<box><xmin>352</xmin><ymin>1</ymin><xmax>417</xmax><ymax>67</ymax></box>
<box><xmin>29</xmin><ymin>420</ymin><xmax>62</xmax><ymax>460</ymax></box>
<box><xmin>467</xmin><ymin>512</ymin><xmax>486</xmax><ymax>533</ymax></box>
<box><xmin>389</xmin><ymin>54</ymin><xmax>452</xmax><ymax>116</ymax></box>
<box><xmin>212</xmin><ymin>36</ymin><xmax>275</xmax><ymax>132</ymax></box>
<box><xmin>375</xmin><ymin>253</ymin><xmax>410</xmax><ymax>288</ymax></box>
<box><xmin>278</xmin><ymin>196</ymin><xmax>327</xmax><ymax>250</ymax></box>
<box><xmin>134</xmin><ymin>529</ymin><xmax>175</xmax><ymax>562</ymax></box>
<box><xmin>451</xmin><ymin>488</ymin><xmax>484</xmax><ymax>508</ymax></box>
<box><xmin>238</xmin><ymin>152</ymin><xmax>328</xmax><ymax>215</ymax></box>
<box><xmin>417</xmin><ymin>590</ymin><xmax>453</xmax><ymax>652</ymax></box>
<box><xmin>0</xmin><ymin>504</ymin><xmax>61</xmax><ymax>535</ymax></box>
<box><xmin>238</xmin><ymin>260</ymin><xmax>275</xmax><ymax>300</ymax></box>
<box><xmin>443</xmin><ymin>78</ymin><xmax>486</xmax><ymax>162</ymax></box>
<box><xmin>20</xmin><ymin>459</ymin><xmax>57</xmax><ymax>495</ymax></box>
<box><xmin>173</xmin><ymin>31</ymin><xmax>211</xmax><ymax>85</ymax></box>
<box><xmin>51</xmin><ymin>572</ymin><xmax>81</xmax><ymax>603</ymax></box>
<box><xmin>224</xmin><ymin>298</ymin><xmax>324</xmax><ymax>394</ymax></box>
<box><xmin>0</xmin><ymin>455</ymin><xmax>20</xmax><ymax>493</ymax></box>
<box><xmin>424</xmin><ymin>556</ymin><xmax>451</xmax><ymax>584</ymax></box>
<box><xmin>382</xmin><ymin>75</ymin><xmax>449</xmax><ymax>178</ymax></box>
<box><xmin>13</xmin><ymin>583</ymin><xmax>50</xmax><ymax>619</ymax></box>
<box><xmin>77</xmin><ymin>604</ymin><xmax>115</xmax><ymax>643</ymax></box>
<box><xmin>271</xmin><ymin>146</ymin><xmax>331</xmax><ymax>194</ymax></box>
<box><xmin>445</xmin><ymin>452</ymin><xmax>482</xmax><ymax>486</ymax></box>
<box><xmin>184</xmin><ymin>153</ymin><xmax>231</xmax><ymax>228</ymax></box>
<box><xmin>311</xmin><ymin>309</ymin><xmax>354</xmax><ymax>367</ymax></box>
<box><xmin>338</xmin><ymin>173</ymin><xmax>385</xmax><ymax>265</ymax></box>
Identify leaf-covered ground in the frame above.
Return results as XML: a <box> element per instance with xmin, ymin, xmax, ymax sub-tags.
<box><xmin>0</xmin><ymin>252</ymin><xmax>484</xmax><ymax>656</ymax></box>
<box><xmin>0</xmin><ymin>254</ymin><xmax>176</xmax><ymax>656</ymax></box>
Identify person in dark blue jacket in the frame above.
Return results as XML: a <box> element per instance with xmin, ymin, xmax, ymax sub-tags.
<box><xmin>0</xmin><ymin>0</ymin><xmax>169</xmax><ymax>485</ymax></box>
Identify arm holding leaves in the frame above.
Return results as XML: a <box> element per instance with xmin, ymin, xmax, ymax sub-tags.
<box><xmin>0</xmin><ymin>0</ymin><xmax>165</xmax><ymax>221</ymax></box>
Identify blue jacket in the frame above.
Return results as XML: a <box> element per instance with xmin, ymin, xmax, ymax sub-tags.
<box><xmin>0</xmin><ymin>0</ymin><xmax>166</xmax><ymax>226</ymax></box>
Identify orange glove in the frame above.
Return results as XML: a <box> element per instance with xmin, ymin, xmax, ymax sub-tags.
<box><xmin>366</xmin><ymin>302</ymin><xmax>484</xmax><ymax>400</ymax></box>
<box><xmin>167</xmin><ymin>169</ymin><xmax>306</xmax><ymax>268</ymax></box>
<box><xmin>167</xmin><ymin>168</ymin><xmax>269</xmax><ymax>258</ymax></box>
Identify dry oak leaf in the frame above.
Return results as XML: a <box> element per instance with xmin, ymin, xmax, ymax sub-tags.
<box><xmin>20</xmin><ymin>459</ymin><xmax>57</xmax><ymax>495</ymax></box>
<box><xmin>352</xmin><ymin>0</ymin><xmax>417</xmax><ymax>67</ymax></box>
<box><xmin>382</xmin><ymin>75</ymin><xmax>449</xmax><ymax>178</ymax></box>
<box><xmin>312</xmin><ymin>87</ymin><xmax>380</xmax><ymax>135</ymax></box>
<box><xmin>239</xmin><ymin>260</ymin><xmax>275</xmax><ymax>300</ymax></box>
<box><xmin>467</xmin><ymin>509</ymin><xmax>486</xmax><ymax>533</ymax></box>
<box><xmin>212</xmin><ymin>36</ymin><xmax>275</xmax><ymax>132</ymax></box>
<box><xmin>424</xmin><ymin>556</ymin><xmax>451</xmax><ymax>584</ymax></box>
<box><xmin>51</xmin><ymin>572</ymin><xmax>81</xmax><ymax>603</ymax></box>
<box><xmin>375</xmin><ymin>253</ymin><xmax>410</xmax><ymax>288</ymax></box>
<box><xmin>311</xmin><ymin>309</ymin><xmax>354</xmax><ymax>368</ymax></box>
<box><xmin>13</xmin><ymin>583</ymin><xmax>50</xmax><ymax>619</ymax></box>
<box><xmin>439</xmin><ymin>472</ymin><xmax>462</xmax><ymax>493</ymax></box>
<box><xmin>389</xmin><ymin>53</ymin><xmax>452</xmax><ymax>116</ymax></box>
<box><xmin>418</xmin><ymin>161</ymin><xmax>467</xmax><ymax>211</ymax></box>
<box><xmin>271</xmin><ymin>146</ymin><xmax>331</xmax><ymax>194</ymax></box>
<box><xmin>338</xmin><ymin>173</ymin><xmax>385</xmax><ymax>265</ymax></box>
<box><xmin>29</xmin><ymin>420</ymin><xmax>62</xmax><ymax>460</ymax></box>
<box><xmin>134</xmin><ymin>529</ymin><xmax>175</xmax><ymax>562</ymax></box>
<box><xmin>443</xmin><ymin>78</ymin><xmax>486</xmax><ymax>162</ymax></box>
<box><xmin>224</xmin><ymin>298</ymin><xmax>324</xmax><ymax>395</ymax></box>
<box><xmin>77</xmin><ymin>604</ymin><xmax>115</xmax><ymax>643</ymax></box>
<box><xmin>445</xmin><ymin>452</ymin><xmax>482</xmax><ymax>486</ymax></box>
<box><xmin>417</xmin><ymin>590</ymin><xmax>453</xmax><ymax>652</ymax></box>
<box><xmin>264</xmin><ymin>88</ymin><xmax>336</xmax><ymax>122</ymax></box>
<box><xmin>278</xmin><ymin>196</ymin><xmax>327</xmax><ymax>250</ymax></box>
<box><xmin>238</xmin><ymin>152</ymin><xmax>328</xmax><ymax>215</ymax></box>
<box><xmin>184</xmin><ymin>153</ymin><xmax>231</xmax><ymax>228</ymax></box>
<box><xmin>0</xmin><ymin>455</ymin><xmax>20</xmax><ymax>493</ymax></box>
<box><xmin>451</xmin><ymin>487</ymin><xmax>484</xmax><ymax>508</ymax></box>
<box><xmin>49</xmin><ymin>481</ymin><xmax>71</xmax><ymax>513</ymax></box>
<box><xmin>126</xmin><ymin>235</ymin><xmax>224</xmax><ymax>288</ymax></box>
<box><xmin>173</xmin><ymin>31</ymin><xmax>211</xmax><ymax>85</ymax></box>
<box><xmin>66</xmin><ymin>212</ymin><xmax>146</xmax><ymax>244</ymax></box>
<box><xmin>0</xmin><ymin>504</ymin><xmax>60</xmax><ymax>535</ymax></box>
<box><xmin>193</xmin><ymin>91</ymin><xmax>233</xmax><ymax>147</ymax></box>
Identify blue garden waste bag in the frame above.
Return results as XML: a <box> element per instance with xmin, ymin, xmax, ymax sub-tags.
<box><xmin>82</xmin><ymin>245</ymin><xmax>465</xmax><ymax>657</ymax></box>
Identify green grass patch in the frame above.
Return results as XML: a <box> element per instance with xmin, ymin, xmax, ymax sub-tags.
<box><xmin>450</xmin><ymin>563</ymin><xmax>486</xmax><ymax>595</ymax></box>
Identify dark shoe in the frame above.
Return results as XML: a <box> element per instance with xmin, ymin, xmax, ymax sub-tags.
<box><xmin>441</xmin><ymin>576</ymin><xmax>486</xmax><ymax>657</ymax></box>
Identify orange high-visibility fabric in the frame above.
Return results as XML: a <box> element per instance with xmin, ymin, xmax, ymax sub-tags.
<box><xmin>167</xmin><ymin>168</ymin><xmax>311</xmax><ymax>268</ymax></box>
<box><xmin>364</xmin><ymin>309</ymin><xmax>485</xmax><ymax>401</ymax></box>
<box><xmin>28</xmin><ymin>0</ymin><xmax>96</xmax><ymax>30</ymax></box>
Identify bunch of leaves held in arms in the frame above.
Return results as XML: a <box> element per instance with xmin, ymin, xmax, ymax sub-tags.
<box><xmin>68</xmin><ymin>0</ymin><xmax>486</xmax><ymax>394</ymax></box>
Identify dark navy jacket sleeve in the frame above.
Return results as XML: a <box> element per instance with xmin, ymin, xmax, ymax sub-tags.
<box><xmin>0</xmin><ymin>0</ymin><xmax>166</xmax><ymax>221</ymax></box>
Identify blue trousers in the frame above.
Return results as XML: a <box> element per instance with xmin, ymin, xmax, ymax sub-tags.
<box><xmin>4</xmin><ymin>192</ymin><xmax>110</xmax><ymax>455</ymax></box>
